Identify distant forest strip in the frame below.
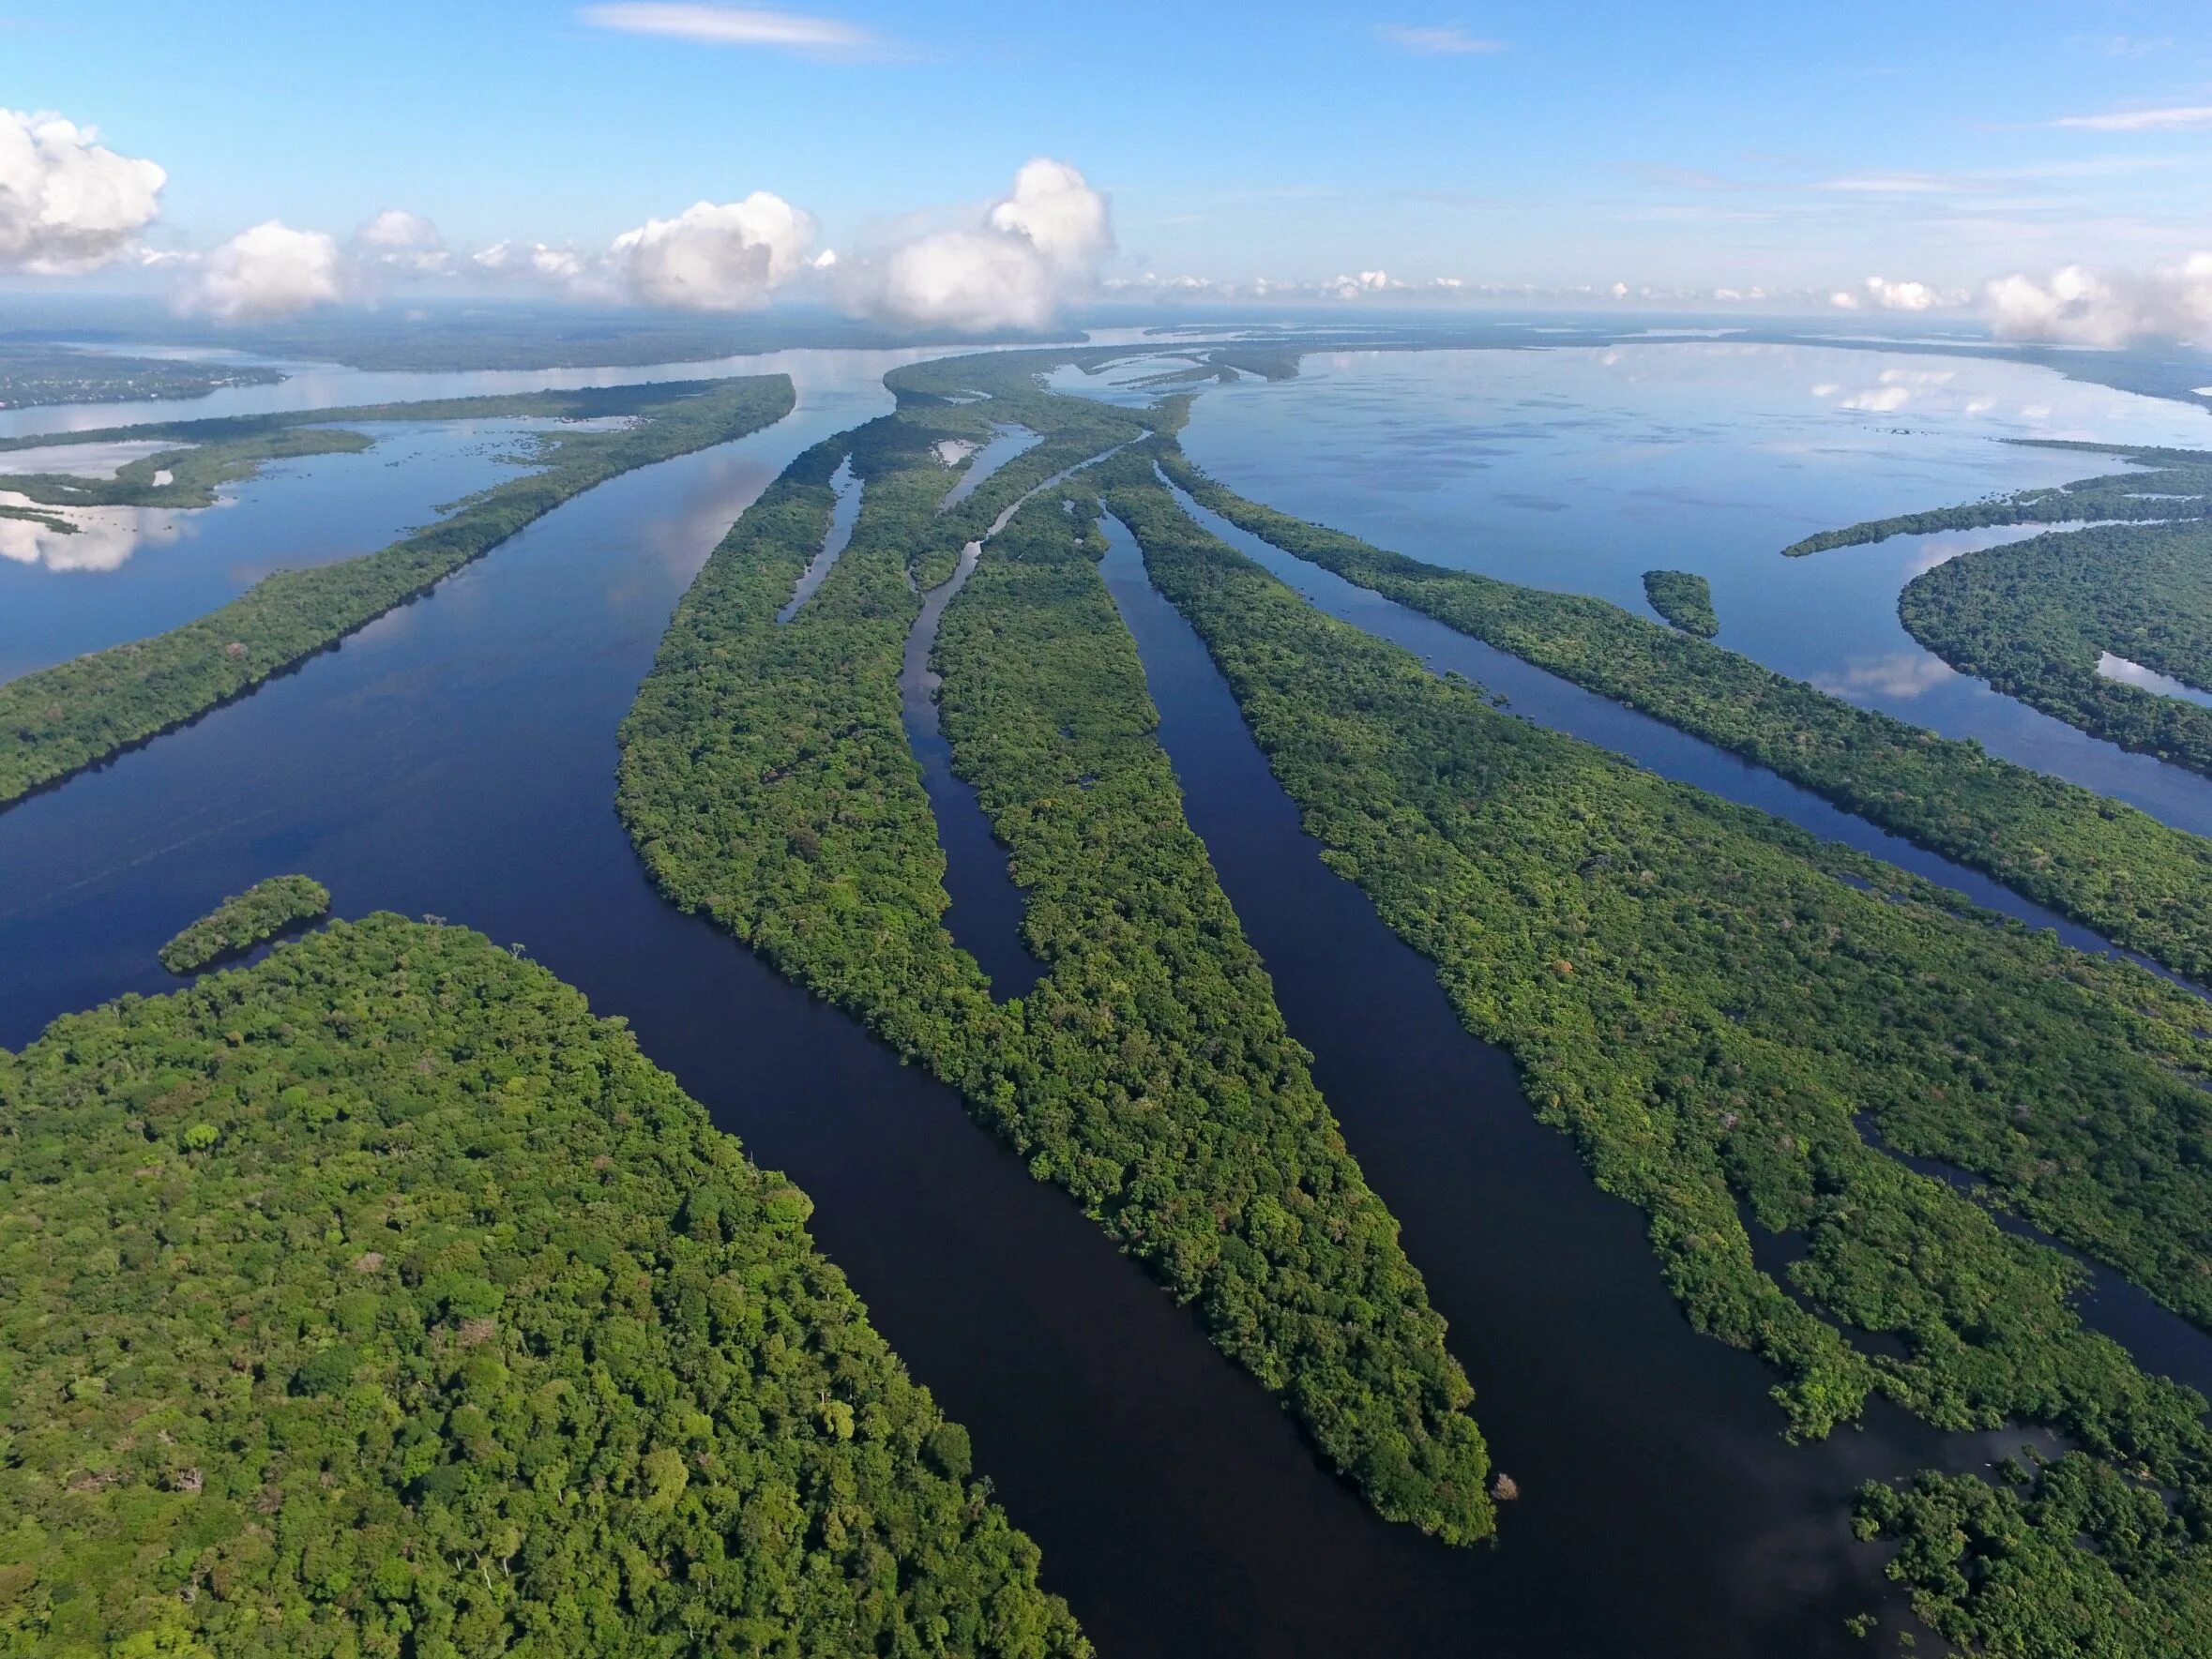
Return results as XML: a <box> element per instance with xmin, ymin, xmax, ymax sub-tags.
<box><xmin>0</xmin><ymin>375</ymin><xmax>794</xmax><ymax>807</ymax></box>
<box><xmin>158</xmin><ymin>873</ymin><xmax>329</xmax><ymax>973</ymax></box>
<box><xmin>0</xmin><ymin>342</ymin><xmax>284</xmax><ymax>410</ymax></box>
<box><xmin>0</xmin><ymin>912</ymin><xmax>1085</xmax><ymax>1657</ymax></box>
<box><xmin>1155</xmin><ymin>445</ymin><xmax>2212</xmax><ymax>987</ymax></box>
<box><xmin>618</xmin><ymin>379</ymin><xmax>1495</xmax><ymax>1544</ymax></box>
<box><xmin>1780</xmin><ymin>439</ymin><xmax>2212</xmax><ymax>557</ymax></box>
<box><xmin>1901</xmin><ymin>520</ymin><xmax>2212</xmax><ymax>781</ymax></box>
<box><xmin>1100</xmin><ymin>456</ymin><xmax>2212</xmax><ymax>1651</ymax></box>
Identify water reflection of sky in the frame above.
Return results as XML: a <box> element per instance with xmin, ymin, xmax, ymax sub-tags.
<box><xmin>1178</xmin><ymin>341</ymin><xmax>2212</xmax><ymax>834</ymax></box>
<box><xmin>0</xmin><ymin>419</ymin><xmax>567</xmax><ymax>680</ymax></box>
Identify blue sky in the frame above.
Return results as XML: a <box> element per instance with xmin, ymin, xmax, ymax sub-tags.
<box><xmin>7</xmin><ymin>0</ymin><xmax>2212</xmax><ymax>313</ymax></box>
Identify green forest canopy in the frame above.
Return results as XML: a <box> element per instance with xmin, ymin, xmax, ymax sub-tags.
<box><xmin>0</xmin><ymin>912</ymin><xmax>1084</xmax><ymax>1659</ymax></box>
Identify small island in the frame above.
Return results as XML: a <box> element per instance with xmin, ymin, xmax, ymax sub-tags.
<box><xmin>157</xmin><ymin>873</ymin><xmax>330</xmax><ymax>973</ymax></box>
<box><xmin>1641</xmin><ymin>568</ymin><xmax>1719</xmax><ymax>637</ymax></box>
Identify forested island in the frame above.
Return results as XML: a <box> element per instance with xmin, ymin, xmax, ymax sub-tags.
<box><xmin>0</xmin><ymin>375</ymin><xmax>794</xmax><ymax>807</ymax></box>
<box><xmin>619</xmin><ymin>364</ymin><xmax>1494</xmax><ymax>1544</ymax></box>
<box><xmin>0</xmin><ymin>427</ymin><xmax>373</xmax><ymax>511</ymax></box>
<box><xmin>0</xmin><ymin>912</ymin><xmax>1084</xmax><ymax>1657</ymax></box>
<box><xmin>1640</xmin><ymin>569</ymin><xmax>1717</xmax><ymax>636</ymax></box>
<box><xmin>158</xmin><ymin>873</ymin><xmax>329</xmax><ymax>973</ymax></box>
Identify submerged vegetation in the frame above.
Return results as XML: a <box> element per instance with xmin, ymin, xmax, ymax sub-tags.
<box><xmin>0</xmin><ymin>913</ymin><xmax>1084</xmax><ymax>1657</ymax></box>
<box><xmin>0</xmin><ymin>376</ymin><xmax>795</xmax><ymax>807</ymax></box>
<box><xmin>158</xmin><ymin>873</ymin><xmax>330</xmax><ymax>973</ymax></box>
<box><xmin>618</xmin><ymin>367</ymin><xmax>1494</xmax><ymax>1544</ymax></box>
<box><xmin>1156</xmin><ymin>445</ymin><xmax>2212</xmax><ymax>987</ymax></box>
<box><xmin>1098</xmin><ymin>449</ymin><xmax>2212</xmax><ymax>1651</ymax></box>
<box><xmin>1640</xmin><ymin>568</ymin><xmax>1717</xmax><ymax>637</ymax></box>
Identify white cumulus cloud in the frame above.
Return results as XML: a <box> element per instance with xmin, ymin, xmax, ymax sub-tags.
<box><xmin>0</xmin><ymin>110</ymin><xmax>166</xmax><ymax>273</ymax></box>
<box><xmin>354</xmin><ymin>208</ymin><xmax>451</xmax><ymax>276</ymax></box>
<box><xmin>845</xmin><ymin>158</ymin><xmax>1112</xmax><ymax>332</ymax></box>
<box><xmin>180</xmin><ymin>220</ymin><xmax>345</xmax><ymax>321</ymax></box>
<box><xmin>608</xmin><ymin>192</ymin><xmax>817</xmax><ymax>309</ymax></box>
<box><xmin>471</xmin><ymin>240</ymin><xmax>591</xmax><ymax>286</ymax></box>
<box><xmin>1984</xmin><ymin>254</ymin><xmax>2212</xmax><ymax>346</ymax></box>
<box><xmin>1830</xmin><ymin>276</ymin><xmax>1964</xmax><ymax>313</ymax></box>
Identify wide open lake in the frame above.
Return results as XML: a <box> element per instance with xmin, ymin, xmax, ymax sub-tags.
<box><xmin>5</xmin><ymin>330</ymin><xmax>2210</xmax><ymax>1655</ymax></box>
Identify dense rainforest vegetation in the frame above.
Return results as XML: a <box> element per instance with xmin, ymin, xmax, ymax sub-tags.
<box><xmin>1640</xmin><ymin>569</ymin><xmax>1717</xmax><ymax>637</ymax></box>
<box><xmin>0</xmin><ymin>376</ymin><xmax>794</xmax><ymax>807</ymax></box>
<box><xmin>1154</xmin><ymin>445</ymin><xmax>2212</xmax><ymax>987</ymax></box>
<box><xmin>1900</xmin><ymin>520</ymin><xmax>2212</xmax><ymax>780</ymax></box>
<box><xmin>159</xmin><ymin>874</ymin><xmax>330</xmax><ymax>973</ymax></box>
<box><xmin>0</xmin><ymin>912</ymin><xmax>1085</xmax><ymax>1658</ymax></box>
<box><xmin>1097</xmin><ymin>450</ymin><xmax>2212</xmax><ymax>1652</ymax></box>
<box><xmin>618</xmin><ymin>368</ymin><xmax>1494</xmax><ymax>1544</ymax></box>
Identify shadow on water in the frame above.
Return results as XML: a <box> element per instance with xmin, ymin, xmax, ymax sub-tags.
<box><xmin>1094</xmin><ymin>507</ymin><xmax>2092</xmax><ymax>1657</ymax></box>
<box><xmin>775</xmin><ymin>454</ymin><xmax>863</xmax><ymax>624</ymax></box>
<box><xmin>1163</xmin><ymin>474</ymin><xmax>2206</xmax><ymax>1000</ymax></box>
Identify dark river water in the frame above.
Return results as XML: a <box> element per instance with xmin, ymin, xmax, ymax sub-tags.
<box><xmin>3</xmin><ymin>340</ymin><xmax>2205</xmax><ymax>1656</ymax></box>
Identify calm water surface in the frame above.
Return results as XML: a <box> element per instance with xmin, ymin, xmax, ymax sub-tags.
<box><xmin>0</xmin><ymin>420</ymin><xmax>552</xmax><ymax>678</ymax></box>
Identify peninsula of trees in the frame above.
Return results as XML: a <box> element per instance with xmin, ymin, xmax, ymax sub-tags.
<box><xmin>1783</xmin><ymin>440</ymin><xmax>2212</xmax><ymax>780</ymax></box>
<box><xmin>0</xmin><ymin>912</ymin><xmax>1084</xmax><ymax>1657</ymax></box>
<box><xmin>158</xmin><ymin>874</ymin><xmax>330</xmax><ymax>973</ymax></box>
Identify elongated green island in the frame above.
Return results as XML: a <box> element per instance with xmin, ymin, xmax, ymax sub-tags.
<box><xmin>158</xmin><ymin>873</ymin><xmax>330</xmax><ymax>973</ymax></box>
<box><xmin>0</xmin><ymin>913</ymin><xmax>1084</xmax><ymax>1657</ymax></box>
<box><xmin>0</xmin><ymin>375</ymin><xmax>794</xmax><ymax>807</ymax></box>
<box><xmin>620</xmin><ymin>366</ymin><xmax>1494</xmax><ymax>1544</ymax></box>
<box><xmin>1097</xmin><ymin>445</ymin><xmax>2212</xmax><ymax>1653</ymax></box>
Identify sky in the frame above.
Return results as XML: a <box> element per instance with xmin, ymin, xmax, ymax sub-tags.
<box><xmin>6</xmin><ymin>0</ymin><xmax>2212</xmax><ymax>338</ymax></box>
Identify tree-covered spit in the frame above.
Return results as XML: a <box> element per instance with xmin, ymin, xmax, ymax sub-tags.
<box><xmin>158</xmin><ymin>874</ymin><xmax>330</xmax><ymax>973</ymax></box>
